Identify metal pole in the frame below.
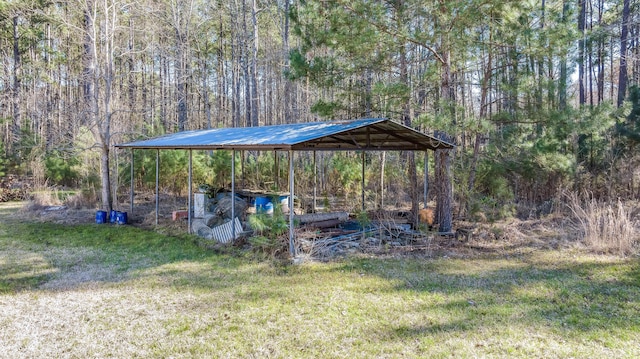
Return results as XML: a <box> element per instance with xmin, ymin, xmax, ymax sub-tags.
<box><xmin>361</xmin><ymin>151</ymin><xmax>365</xmax><ymax>212</ymax></box>
<box><xmin>313</xmin><ymin>151</ymin><xmax>317</xmax><ymax>213</ymax></box>
<box><xmin>241</xmin><ymin>150</ymin><xmax>245</xmax><ymax>189</ymax></box>
<box><xmin>231</xmin><ymin>150</ymin><xmax>236</xmax><ymax>240</ymax></box>
<box><xmin>424</xmin><ymin>151</ymin><xmax>429</xmax><ymax>209</ymax></box>
<box><xmin>155</xmin><ymin>149</ymin><xmax>159</xmax><ymax>225</ymax></box>
<box><xmin>274</xmin><ymin>150</ymin><xmax>279</xmax><ymax>189</ymax></box>
<box><xmin>288</xmin><ymin>150</ymin><xmax>295</xmax><ymax>256</ymax></box>
<box><xmin>114</xmin><ymin>148</ymin><xmax>118</xmax><ymax>211</ymax></box>
<box><xmin>188</xmin><ymin>150</ymin><xmax>192</xmax><ymax>234</ymax></box>
<box><xmin>130</xmin><ymin>149</ymin><xmax>134</xmax><ymax>215</ymax></box>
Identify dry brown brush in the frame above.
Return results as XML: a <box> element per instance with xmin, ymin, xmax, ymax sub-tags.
<box><xmin>565</xmin><ymin>191</ymin><xmax>638</xmax><ymax>255</ymax></box>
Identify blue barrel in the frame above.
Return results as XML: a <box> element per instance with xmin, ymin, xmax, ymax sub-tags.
<box><xmin>255</xmin><ymin>196</ymin><xmax>269</xmax><ymax>213</ymax></box>
<box><xmin>264</xmin><ymin>202</ymin><xmax>274</xmax><ymax>215</ymax></box>
<box><xmin>95</xmin><ymin>210</ymin><xmax>108</xmax><ymax>224</ymax></box>
<box><xmin>115</xmin><ymin>211</ymin><xmax>128</xmax><ymax>225</ymax></box>
<box><xmin>109</xmin><ymin>210</ymin><xmax>117</xmax><ymax>224</ymax></box>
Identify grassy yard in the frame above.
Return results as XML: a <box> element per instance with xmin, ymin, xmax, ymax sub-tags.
<box><xmin>1</xmin><ymin>202</ymin><xmax>639</xmax><ymax>358</ymax></box>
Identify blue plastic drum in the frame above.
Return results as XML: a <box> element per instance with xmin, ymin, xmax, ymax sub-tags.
<box><xmin>115</xmin><ymin>211</ymin><xmax>128</xmax><ymax>225</ymax></box>
<box><xmin>255</xmin><ymin>197</ymin><xmax>269</xmax><ymax>213</ymax></box>
<box><xmin>95</xmin><ymin>210</ymin><xmax>107</xmax><ymax>224</ymax></box>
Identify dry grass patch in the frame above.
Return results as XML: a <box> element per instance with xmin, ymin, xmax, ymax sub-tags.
<box><xmin>565</xmin><ymin>192</ymin><xmax>639</xmax><ymax>255</ymax></box>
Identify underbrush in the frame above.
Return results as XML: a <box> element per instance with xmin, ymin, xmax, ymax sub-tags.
<box><xmin>25</xmin><ymin>188</ymin><xmax>98</xmax><ymax>210</ymax></box>
<box><xmin>564</xmin><ymin>191</ymin><xmax>639</xmax><ymax>255</ymax></box>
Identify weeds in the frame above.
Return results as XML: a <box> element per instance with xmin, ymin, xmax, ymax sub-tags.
<box><xmin>565</xmin><ymin>191</ymin><xmax>638</xmax><ymax>255</ymax></box>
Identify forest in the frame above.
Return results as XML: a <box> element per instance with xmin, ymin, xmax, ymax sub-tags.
<box><xmin>1</xmin><ymin>0</ymin><xmax>640</xmax><ymax>229</ymax></box>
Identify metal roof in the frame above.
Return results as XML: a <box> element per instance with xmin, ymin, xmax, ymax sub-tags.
<box><xmin>115</xmin><ymin>118</ymin><xmax>454</xmax><ymax>151</ymax></box>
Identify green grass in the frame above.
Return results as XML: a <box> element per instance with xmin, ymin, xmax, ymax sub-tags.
<box><xmin>1</xmin><ymin>202</ymin><xmax>639</xmax><ymax>358</ymax></box>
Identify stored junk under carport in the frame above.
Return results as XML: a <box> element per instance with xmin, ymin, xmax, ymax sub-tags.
<box><xmin>115</xmin><ymin>118</ymin><xmax>455</xmax><ymax>256</ymax></box>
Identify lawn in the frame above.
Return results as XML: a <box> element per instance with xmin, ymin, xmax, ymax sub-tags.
<box><xmin>1</xmin><ymin>202</ymin><xmax>639</xmax><ymax>358</ymax></box>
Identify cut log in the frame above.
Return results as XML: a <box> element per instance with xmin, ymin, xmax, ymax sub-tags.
<box><xmin>301</xmin><ymin>219</ymin><xmax>343</xmax><ymax>229</ymax></box>
<box><xmin>294</xmin><ymin>211</ymin><xmax>349</xmax><ymax>224</ymax></box>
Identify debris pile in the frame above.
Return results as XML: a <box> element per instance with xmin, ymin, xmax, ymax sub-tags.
<box><xmin>191</xmin><ymin>193</ymin><xmax>249</xmax><ymax>242</ymax></box>
<box><xmin>297</xmin><ymin>217</ymin><xmax>437</xmax><ymax>259</ymax></box>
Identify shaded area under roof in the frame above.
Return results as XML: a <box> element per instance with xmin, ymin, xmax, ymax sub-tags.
<box><xmin>115</xmin><ymin>118</ymin><xmax>455</xmax><ymax>151</ymax></box>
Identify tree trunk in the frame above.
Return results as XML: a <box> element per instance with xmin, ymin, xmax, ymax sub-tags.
<box><xmin>11</xmin><ymin>16</ymin><xmax>22</xmax><ymax>154</ymax></box>
<box><xmin>559</xmin><ymin>0</ymin><xmax>569</xmax><ymax>109</ymax></box>
<box><xmin>435</xmin><ymin>144</ymin><xmax>453</xmax><ymax>232</ymax></box>
<box><xmin>176</xmin><ymin>29</ymin><xmax>188</xmax><ymax>131</ymax></box>
<box><xmin>578</xmin><ymin>0</ymin><xmax>586</xmax><ymax>105</ymax></box>
<box><xmin>436</xmin><ymin>29</ymin><xmax>454</xmax><ymax>233</ymax></box>
<box><xmin>282</xmin><ymin>0</ymin><xmax>292</xmax><ymax>124</ymax></box>
<box><xmin>618</xmin><ymin>0</ymin><xmax>630</xmax><ymax>107</ymax></box>
<box><xmin>398</xmin><ymin>25</ymin><xmax>419</xmax><ymax>229</ymax></box>
<box><xmin>379</xmin><ymin>151</ymin><xmax>385</xmax><ymax>210</ymax></box>
<box><xmin>242</xmin><ymin>0</ymin><xmax>251</xmax><ymax>127</ymax></box>
<box><xmin>83</xmin><ymin>0</ymin><xmax>114</xmax><ymax>212</ymax></box>
<box><xmin>468</xmin><ymin>23</ymin><xmax>493</xmax><ymax>199</ymax></box>
<box><xmin>250</xmin><ymin>0</ymin><xmax>259</xmax><ymax>126</ymax></box>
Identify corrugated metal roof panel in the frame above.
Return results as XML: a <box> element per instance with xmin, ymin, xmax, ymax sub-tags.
<box><xmin>115</xmin><ymin>118</ymin><xmax>454</xmax><ymax>151</ymax></box>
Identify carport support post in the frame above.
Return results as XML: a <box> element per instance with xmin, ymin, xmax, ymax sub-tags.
<box><xmin>188</xmin><ymin>150</ymin><xmax>193</xmax><ymax>234</ymax></box>
<box><xmin>424</xmin><ymin>151</ymin><xmax>428</xmax><ymax>209</ymax></box>
<box><xmin>274</xmin><ymin>150</ymin><xmax>279</xmax><ymax>188</ymax></box>
<box><xmin>361</xmin><ymin>151</ymin><xmax>365</xmax><ymax>212</ymax></box>
<box><xmin>155</xmin><ymin>149</ymin><xmax>159</xmax><ymax>225</ymax></box>
<box><xmin>313</xmin><ymin>151</ymin><xmax>317</xmax><ymax>213</ymax></box>
<box><xmin>130</xmin><ymin>149</ymin><xmax>134</xmax><ymax>215</ymax></box>
<box><xmin>288</xmin><ymin>150</ymin><xmax>295</xmax><ymax>256</ymax></box>
<box><xmin>231</xmin><ymin>150</ymin><xmax>236</xmax><ymax>240</ymax></box>
<box><xmin>114</xmin><ymin>149</ymin><xmax>119</xmax><ymax>211</ymax></box>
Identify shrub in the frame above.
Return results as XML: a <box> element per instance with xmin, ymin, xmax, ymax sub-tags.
<box><xmin>247</xmin><ymin>205</ymin><xmax>289</xmax><ymax>255</ymax></box>
<box><xmin>45</xmin><ymin>151</ymin><xmax>80</xmax><ymax>187</ymax></box>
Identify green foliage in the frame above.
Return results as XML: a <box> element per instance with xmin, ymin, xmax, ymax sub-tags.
<box><xmin>289</xmin><ymin>0</ymin><xmax>403</xmax><ymax>118</ymax></box>
<box><xmin>73</xmin><ymin>127</ymin><xmax>101</xmax><ymax>190</ymax></box>
<box><xmin>311</xmin><ymin>99</ymin><xmax>342</xmax><ymax>118</ymax></box>
<box><xmin>248</xmin><ymin>205</ymin><xmax>289</xmax><ymax>255</ymax></box>
<box><xmin>205</xmin><ymin>150</ymin><xmax>233</xmax><ymax>189</ymax></box>
<box><xmin>329</xmin><ymin>152</ymin><xmax>362</xmax><ymax>202</ymax></box>
<box><xmin>45</xmin><ymin>151</ymin><xmax>80</xmax><ymax>187</ymax></box>
<box><xmin>617</xmin><ymin>86</ymin><xmax>640</xmax><ymax>148</ymax></box>
<box><xmin>122</xmin><ymin>150</ymin><xmax>233</xmax><ymax>195</ymax></box>
<box><xmin>242</xmin><ymin>152</ymin><xmax>277</xmax><ymax>190</ymax></box>
<box><xmin>355</xmin><ymin>210</ymin><xmax>371</xmax><ymax>230</ymax></box>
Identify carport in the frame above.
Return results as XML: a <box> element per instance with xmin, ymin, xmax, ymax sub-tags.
<box><xmin>115</xmin><ymin>118</ymin><xmax>455</xmax><ymax>256</ymax></box>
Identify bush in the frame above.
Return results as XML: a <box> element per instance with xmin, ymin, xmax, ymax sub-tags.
<box><xmin>45</xmin><ymin>151</ymin><xmax>80</xmax><ymax>187</ymax></box>
<box><xmin>247</xmin><ymin>205</ymin><xmax>289</xmax><ymax>255</ymax></box>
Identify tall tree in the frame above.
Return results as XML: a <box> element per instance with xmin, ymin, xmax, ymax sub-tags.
<box><xmin>618</xmin><ymin>0</ymin><xmax>631</xmax><ymax>106</ymax></box>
